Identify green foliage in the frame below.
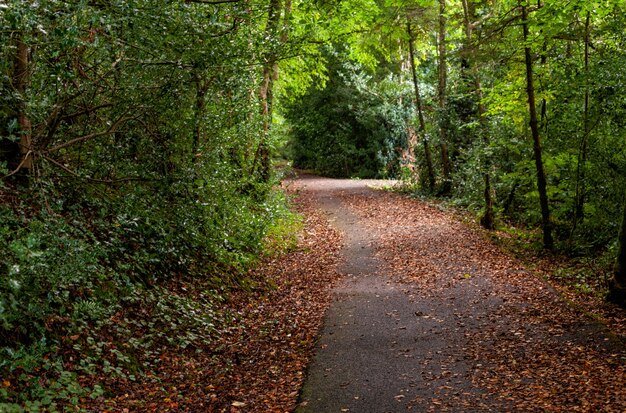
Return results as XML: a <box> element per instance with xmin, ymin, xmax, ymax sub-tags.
<box><xmin>0</xmin><ymin>0</ymin><xmax>306</xmax><ymax>408</ymax></box>
<box><xmin>2</xmin><ymin>0</ymin><xmax>626</xmax><ymax>406</ymax></box>
<box><xmin>285</xmin><ymin>48</ymin><xmax>412</xmax><ymax>178</ymax></box>
<box><xmin>0</xmin><ymin>171</ymin><xmax>297</xmax><ymax>406</ymax></box>
<box><xmin>404</xmin><ymin>0</ymin><xmax>626</xmax><ymax>255</ymax></box>
<box><xmin>261</xmin><ymin>192</ymin><xmax>304</xmax><ymax>257</ymax></box>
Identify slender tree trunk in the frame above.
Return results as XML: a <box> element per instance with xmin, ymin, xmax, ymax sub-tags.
<box><xmin>503</xmin><ymin>180</ymin><xmax>519</xmax><ymax>215</ymax></box>
<box><xmin>191</xmin><ymin>73</ymin><xmax>208</xmax><ymax>163</ymax></box>
<box><xmin>438</xmin><ymin>0</ymin><xmax>451</xmax><ymax>195</ymax></box>
<box><xmin>609</xmin><ymin>192</ymin><xmax>626</xmax><ymax>306</ymax></box>
<box><xmin>461</xmin><ymin>0</ymin><xmax>494</xmax><ymax>229</ymax></box>
<box><xmin>12</xmin><ymin>36</ymin><xmax>33</xmax><ymax>172</ymax></box>
<box><xmin>522</xmin><ymin>2</ymin><xmax>553</xmax><ymax>249</ymax></box>
<box><xmin>537</xmin><ymin>1</ymin><xmax>548</xmax><ymax>137</ymax></box>
<box><xmin>274</xmin><ymin>0</ymin><xmax>292</xmax><ymax>81</ymax></box>
<box><xmin>407</xmin><ymin>21</ymin><xmax>435</xmax><ymax>192</ymax></box>
<box><xmin>574</xmin><ymin>12</ymin><xmax>591</xmax><ymax>226</ymax></box>
<box><xmin>255</xmin><ymin>0</ymin><xmax>284</xmax><ymax>183</ymax></box>
<box><xmin>257</xmin><ymin>67</ymin><xmax>274</xmax><ymax>183</ymax></box>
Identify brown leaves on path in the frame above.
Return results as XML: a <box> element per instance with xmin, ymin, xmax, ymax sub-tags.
<box><xmin>206</xmin><ymin>192</ymin><xmax>342</xmax><ymax>412</ymax></box>
<box><xmin>341</xmin><ymin>190</ymin><xmax>626</xmax><ymax>412</ymax></box>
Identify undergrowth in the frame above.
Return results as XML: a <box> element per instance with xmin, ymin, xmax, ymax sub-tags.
<box><xmin>0</xmin><ymin>175</ymin><xmax>301</xmax><ymax>411</ymax></box>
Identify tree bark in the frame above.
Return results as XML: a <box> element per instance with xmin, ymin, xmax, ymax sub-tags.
<box><xmin>437</xmin><ymin>0</ymin><xmax>451</xmax><ymax>195</ymax></box>
<box><xmin>461</xmin><ymin>0</ymin><xmax>494</xmax><ymax>229</ymax></box>
<box><xmin>522</xmin><ymin>1</ymin><xmax>553</xmax><ymax>249</ymax></box>
<box><xmin>12</xmin><ymin>36</ymin><xmax>34</xmax><ymax>172</ymax></box>
<box><xmin>609</xmin><ymin>192</ymin><xmax>626</xmax><ymax>306</ymax></box>
<box><xmin>255</xmin><ymin>0</ymin><xmax>284</xmax><ymax>183</ymax></box>
<box><xmin>191</xmin><ymin>72</ymin><xmax>208</xmax><ymax>163</ymax></box>
<box><xmin>407</xmin><ymin>21</ymin><xmax>435</xmax><ymax>192</ymax></box>
<box><xmin>574</xmin><ymin>12</ymin><xmax>591</xmax><ymax>227</ymax></box>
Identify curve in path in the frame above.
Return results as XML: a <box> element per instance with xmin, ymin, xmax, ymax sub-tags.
<box><xmin>293</xmin><ymin>176</ymin><xmax>491</xmax><ymax>412</ymax></box>
<box><xmin>290</xmin><ymin>174</ymin><xmax>626</xmax><ymax>413</ymax></box>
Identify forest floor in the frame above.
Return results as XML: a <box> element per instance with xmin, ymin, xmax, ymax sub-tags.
<box><xmin>81</xmin><ymin>174</ymin><xmax>626</xmax><ymax>412</ymax></box>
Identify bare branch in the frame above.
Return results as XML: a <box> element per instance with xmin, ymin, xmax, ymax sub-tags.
<box><xmin>60</xmin><ymin>103</ymin><xmax>114</xmax><ymax>122</ymax></box>
<box><xmin>210</xmin><ymin>17</ymin><xmax>241</xmax><ymax>37</ymax></box>
<box><xmin>0</xmin><ymin>151</ymin><xmax>34</xmax><ymax>180</ymax></box>
<box><xmin>46</xmin><ymin>115</ymin><xmax>131</xmax><ymax>153</ymax></box>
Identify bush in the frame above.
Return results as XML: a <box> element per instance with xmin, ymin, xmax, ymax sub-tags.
<box><xmin>285</xmin><ymin>49</ymin><xmax>412</xmax><ymax>178</ymax></box>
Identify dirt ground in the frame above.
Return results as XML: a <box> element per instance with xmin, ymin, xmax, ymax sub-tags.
<box><xmin>288</xmin><ymin>174</ymin><xmax>626</xmax><ymax>413</ymax></box>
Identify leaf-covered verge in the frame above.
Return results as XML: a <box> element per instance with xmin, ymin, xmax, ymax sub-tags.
<box><xmin>487</xmin><ymin>224</ymin><xmax>626</xmax><ymax>343</ymax></box>
<box><xmin>393</xmin><ymin>180</ymin><xmax>626</xmax><ymax>337</ymax></box>
<box><xmin>341</xmin><ymin>189</ymin><xmax>626</xmax><ymax>411</ymax></box>
<box><xmin>0</xmin><ymin>187</ymin><xmax>341</xmax><ymax>412</ymax></box>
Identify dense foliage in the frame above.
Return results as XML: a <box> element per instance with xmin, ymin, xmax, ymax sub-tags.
<box><xmin>2</xmin><ymin>0</ymin><xmax>626</xmax><ymax>409</ymax></box>
<box><xmin>281</xmin><ymin>0</ymin><xmax>626</xmax><ymax>303</ymax></box>
<box><xmin>285</xmin><ymin>50</ymin><xmax>412</xmax><ymax>178</ymax></box>
<box><xmin>282</xmin><ymin>0</ymin><xmax>626</xmax><ymax>291</ymax></box>
<box><xmin>0</xmin><ymin>0</ymin><xmax>298</xmax><ymax>409</ymax></box>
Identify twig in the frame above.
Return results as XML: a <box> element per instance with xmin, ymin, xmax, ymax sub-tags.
<box><xmin>0</xmin><ymin>150</ymin><xmax>34</xmax><ymax>180</ymax></box>
<box><xmin>46</xmin><ymin>115</ymin><xmax>131</xmax><ymax>153</ymax></box>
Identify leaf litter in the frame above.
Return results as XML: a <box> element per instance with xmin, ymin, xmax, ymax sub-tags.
<box><xmin>79</xmin><ymin>190</ymin><xmax>342</xmax><ymax>412</ymax></box>
<box><xmin>78</xmin><ymin>178</ymin><xmax>625</xmax><ymax>412</ymax></box>
<box><xmin>339</xmin><ymin>189</ymin><xmax>626</xmax><ymax>412</ymax></box>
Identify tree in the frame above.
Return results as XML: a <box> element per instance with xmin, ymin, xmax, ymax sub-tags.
<box><xmin>11</xmin><ymin>35</ymin><xmax>33</xmax><ymax>173</ymax></box>
<box><xmin>256</xmin><ymin>0</ymin><xmax>288</xmax><ymax>183</ymax></box>
<box><xmin>610</xmin><ymin>189</ymin><xmax>626</xmax><ymax>306</ymax></box>
<box><xmin>571</xmin><ymin>11</ymin><xmax>591</xmax><ymax>234</ymax></box>
<box><xmin>521</xmin><ymin>0</ymin><xmax>553</xmax><ymax>249</ymax></box>
<box><xmin>407</xmin><ymin>19</ymin><xmax>435</xmax><ymax>192</ymax></box>
<box><xmin>437</xmin><ymin>0</ymin><xmax>452</xmax><ymax>195</ymax></box>
<box><xmin>460</xmin><ymin>0</ymin><xmax>494</xmax><ymax>229</ymax></box>
<box><xmin>285</xmin><ymin>47</ymin><xmax>411</xmax><ymax>178</ymax></box>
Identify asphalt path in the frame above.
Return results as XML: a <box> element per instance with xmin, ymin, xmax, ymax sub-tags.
<box><xmin>290</xmin><ymin>175</ymin><xmax>625</xmax><ymax>413</ymax></box>
<box><xmin>293</xmin><ymin>177</ymin><xmax>490</xmax><ymax>412</ymax></box>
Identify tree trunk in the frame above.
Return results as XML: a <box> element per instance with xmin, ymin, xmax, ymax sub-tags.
<box><xmin>192</xmin><ymin>73</ymin><xmax>208</xmax><ymax>163</ymax></box>
<box><xmin>538</xmin><ymin>1</ymin><xmax>548</xmax><ymax>136</ymax></box>
<box><xmin>407</xmin><ymin>21</ymin><xmax>435</xmax><ymax>192</ymax></box>
<box><xmin>573</xmin><ymin>12</ymin><xmax>591</xmax><ymax>227</ymax></box>
<box><xmin>609</xmin><ymin>193</ymin><xmax>626</xmax><ymax>306</ymax></box>
<box><xmin>255</xmin><ymin>0</ymin><xmax>284</xmax><ymax>183</ymax></box>
<box><xmin>522</xmin><ymin>1</ymin><xmax>553</xmax><ymax>249</ymax></box>
<box><xmin>438</xmin><ymin>0</ymin><xmax>451</xmax><ymax>195</ymax></box>
<box><xmin>257</xmin><ymin>63</ymin><xmax>274</xmax><ymax>183</ymax></box>
<box><xmin>461</xmin><ymin>0</ymin><xmax>494</xmax><ymax>229</ymax></box>
<box><xmin>12</xmin><ymin>36</ymin><xmax>34</xmax><ymax>172</ymax></box>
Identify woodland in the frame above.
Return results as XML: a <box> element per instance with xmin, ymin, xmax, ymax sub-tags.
<box><xmin>1</xmin><ymin>0</ymin><xmax>626</xmax><ymax>410</ymax></box>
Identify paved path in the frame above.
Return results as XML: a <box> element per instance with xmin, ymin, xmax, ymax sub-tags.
<box><xmin>293</xmin><ymin>177</ymin><xmax>488</xmax><ymax>412</ymax></box>
<box><xmin>289</xmin><ymin>175</ymin><xmax>625</xmax><ymax>413</ymax></box>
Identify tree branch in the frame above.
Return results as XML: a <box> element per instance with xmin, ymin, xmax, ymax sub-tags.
<box><xmin>42</xmin><ymin>155</ymin><xmax>156</xmax><ymax>184</ymax></box>
<box><xmin>60</xmin><ymin>103</ymin><xmax>114</xmax><ymax>122</ymax></box>
<box><xmin>0</xmin><ymin>151</ymin><xmax>34</xmax><ymax>180</ymax></box>
<box><xmin>46</xmin><ymin>115</ymin><xmax>131</xmax><ymax>153</ymax></box>
<box><xmin>210</xmin><ymin>17</ymin><xmax>241</xmax><ymax>37</ymax></box>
